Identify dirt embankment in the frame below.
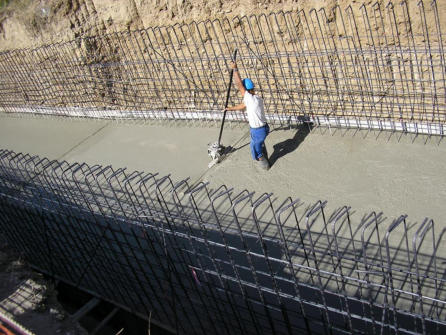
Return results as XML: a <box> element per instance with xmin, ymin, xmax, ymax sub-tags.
<box><xmin>1</xmin><ymin>0</ymin><xmax>444</xmax><ymax>51</ymax></box>
<box><xmin>1</xmin><ymin>0</ymin><xmax>445</xmax><ymax>125</ymax></box>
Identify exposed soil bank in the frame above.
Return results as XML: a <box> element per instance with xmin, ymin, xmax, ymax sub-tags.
<box><xmin>1</xmin><ymin>0</ymin><xmax>445</xmax><ymax>51</ymax></box>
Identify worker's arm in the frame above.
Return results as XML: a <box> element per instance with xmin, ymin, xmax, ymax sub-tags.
<box><xmin>226</xmin><ymin>103</ymin><xmax>246</xmax><ymax>111</ymax></box>
<box><xmin>231</xmin><ymin>62</ymin><xmax>246</xmax><ymax>98</ymax></box>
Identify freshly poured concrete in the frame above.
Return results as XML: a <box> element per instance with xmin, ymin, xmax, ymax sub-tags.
<box><xmin>0</xmin><ymin>115</ymin><xmax>247</xmax><ymax>180</ymax></box>
<box><xmin>1</xmin><ymin>113</ymin><xmax>445</xmax><ymax>224</ymax></box>
<box><xmin>64</xmin><ymin>121</ymin><xmax>248</xmax><ymax>180</ymax></box>
<box><xmin>0</xmin><ymin>116</ymin><xmax>107</xmax><ymax>160</ymax></box>
<box><xmin>205</xmin><ymin>126</ymin><xmax>446</xmax><ymax>224</ymax></box>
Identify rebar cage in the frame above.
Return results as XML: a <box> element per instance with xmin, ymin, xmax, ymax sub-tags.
<box><xmin>0</xmin><ymin>1</ymin><xmax>445</xmax><ymax>135</ymax></box>
<box><xmin>0</xmin><ymin>148</ymin><xmax>444</xmax><ymax>334</ymax></box>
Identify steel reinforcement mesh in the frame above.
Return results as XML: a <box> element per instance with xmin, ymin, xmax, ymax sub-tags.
<box><xmin>0</xmin><ymin>1</ymin><xmax>445</xmax><ymax>135</ymax></box>
<box><xmin>0</xmin><ymin>148</ymin><xmax>444</xmax><ymax>334</ymax></box>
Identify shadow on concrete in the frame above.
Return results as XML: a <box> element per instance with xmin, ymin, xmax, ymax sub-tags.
<box><xmin>268</xmin><ymin>124</ymin><xmax>312</xmax><ymax>167</ymax></box>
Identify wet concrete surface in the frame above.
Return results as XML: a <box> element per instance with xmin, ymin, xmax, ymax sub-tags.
<box><xmin>1</xmin><ymin>113</ymin><xmax>445</xmax><ymax>224</ymax></box>
<box><xmin>205</xmin><ymin>124</ymin><xmax>446</xmax><ymax>224</ymax></box>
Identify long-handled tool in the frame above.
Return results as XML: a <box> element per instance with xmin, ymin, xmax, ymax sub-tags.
<box><xmin>208</xmin><ymin>49</ymin><xmax>238</xmax><ymax>168</ymax></box>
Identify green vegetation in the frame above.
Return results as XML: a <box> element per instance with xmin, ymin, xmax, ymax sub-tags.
<box><xmin>0</xmin><ymin>0</ymin><xmax>11</xmax><ymax>10</ymax></box>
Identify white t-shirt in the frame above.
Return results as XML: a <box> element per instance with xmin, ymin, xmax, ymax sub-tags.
<box><xmin>243</xmin><ymin>91</ymin><xmax>267</xmax><ymax>128</ymax></box>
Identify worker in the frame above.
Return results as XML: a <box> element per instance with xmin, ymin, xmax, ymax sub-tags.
<box><xmin>225</xmin><ymin>62</ymin><xmax>270</xmax><ymax>170</ymax></box>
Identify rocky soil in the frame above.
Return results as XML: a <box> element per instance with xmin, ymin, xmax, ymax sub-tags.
<box><xmin>1</xmin><ymin>0</ymin><xmax>445</xmax><ymax>123</ymax></box>
<box><xmin>1</xmin><ymin>0</ymin><xmax>445</xmax><ymax>51</ymax></box>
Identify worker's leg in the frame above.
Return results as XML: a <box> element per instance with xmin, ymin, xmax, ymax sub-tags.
<box><xmin>262</xmin><ymin>124</ymin><xmax>270</xmax><ymax>159</ymax></box>
<box><xmin>249</xmin><ymin>129</ymin><xmax>257</xmax><ymax>160</ymax></box>
<box><xmin>250</xmin><ymin>125</ymin><xmax>269</xmax><ymax>160</ymax></box>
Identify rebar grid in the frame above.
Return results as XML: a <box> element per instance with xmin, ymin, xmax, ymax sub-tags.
<box><xmin>0</xmin><ymin>1</ymin><xmax>445</xmax><ymax>135</ymax></box>
<box><xmin>0</xmin><ymin>148</ymin><xmax>444</xmax><ymax>334</ymax></box>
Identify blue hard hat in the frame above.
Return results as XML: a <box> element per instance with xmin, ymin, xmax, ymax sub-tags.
<box><xmin>242</xmin><ymin>78</ymin><xmax>255</xmax><ymax>90</ymax></box>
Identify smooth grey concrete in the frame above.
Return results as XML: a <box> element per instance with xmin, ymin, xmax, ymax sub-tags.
<box><xmin>205</xmin><ymin>126</ymin><xmax>446</xmax><ymax>224</ymax></box>
<box><xmin>0</xmin><ymin>115</ymin><xmax>108</xmax><ymax>160</ymax></box>
<box><xmin>65</xmin><ymin>120</ymin><xmax>247</xmax><ymax>180</ymax></box>
<box><xmin>0</xmin><ymin>114</ymin><xmax>247</xmax><ymax>181</ymax></box>
<box><xmin>1</xmin><ymin>113</ymin><xmax>445</xmax><ymax>224</ymax></box>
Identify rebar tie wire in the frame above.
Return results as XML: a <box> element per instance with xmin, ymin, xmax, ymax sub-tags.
<box><xmin>1</xmin><ymin>147</ymin><xmax>445</xmax><ymax>334</ymax></box>
<box><xmin>0</xmin><ymin>1</ymin><xmax>445</xmax><ymax>134</ymax></box>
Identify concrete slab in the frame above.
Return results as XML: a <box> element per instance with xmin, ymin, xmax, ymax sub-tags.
<box><xmin>65</xmin><ymin>121</ymin><xmax>247</xmax><ymax>180</ymax></box>
<box><xmin>0</xmin><ymin>114</ymin><xmax>247</xmax><ymax>181</ymax></box>
<box><xmin>0</xmin><ymin>115</ymin><xmax>109</xmax><ymax>160</ymax></box>
<box><xmin>203</xmin><ymin>125</ymin><xmax>446</xmax><ymax>224</ymax></box>
<box><xmin>1</xmin><ymin>113</ymin><xmax>445</xmax><ymax>224</ymax></box>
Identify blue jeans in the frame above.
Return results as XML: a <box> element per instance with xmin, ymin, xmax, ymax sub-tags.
<box><xmin>250</xmin><ymin>124</ymin><xmax>269</xmax><ymax>160</ymax></box>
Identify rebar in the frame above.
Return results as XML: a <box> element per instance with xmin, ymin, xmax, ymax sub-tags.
<box><xmin>0</xmin><ymin>148</ymin><xmax>445</xmax><ymax>334</ymax></box>
<box><xmin>0</xmin><ymin>1</ymin><xmax>445</xmax><ymax>135</ymax></box>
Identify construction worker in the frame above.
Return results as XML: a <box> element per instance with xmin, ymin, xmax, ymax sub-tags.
<box><xmin>225</xmin><ymin>62</ymin><xmax>270</xmax><ymax>170</ymax></box>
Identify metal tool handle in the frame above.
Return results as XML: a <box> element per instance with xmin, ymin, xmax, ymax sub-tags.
<box><xmin>217</xmin><ymin>49</ymin><xmax>238</xmax><ymax>146</ymax></box>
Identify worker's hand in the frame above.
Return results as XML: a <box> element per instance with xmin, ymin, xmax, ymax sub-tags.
<box><xmin>230</xmin><ymin>62</ymin><xmax>237</xmax><ymax>69</ymax></box>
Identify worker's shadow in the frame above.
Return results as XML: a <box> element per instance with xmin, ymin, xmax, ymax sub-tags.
<box><xmin>267</xmin><ymin>123</ymin><xmax>312</xmax><ymax>167</ymax></box>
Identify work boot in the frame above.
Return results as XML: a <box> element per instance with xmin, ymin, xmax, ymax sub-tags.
<box><xmin>258</xmin><ymin>157</ymin><xmax>270</xmax><ymax>170</ymax></box>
